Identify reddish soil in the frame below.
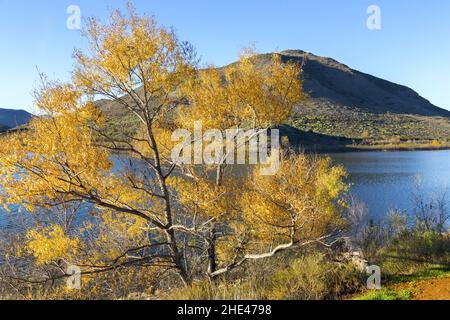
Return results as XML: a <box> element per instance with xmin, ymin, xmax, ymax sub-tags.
<box><xmin>413</xmin><ymin>277</ymin><xmax>450</xmax><ymax>300</ymax></box>
<box><xmin>396</xmin><ymin>277</ymin><xmax>450</xmax><ymax>300</ymax></box>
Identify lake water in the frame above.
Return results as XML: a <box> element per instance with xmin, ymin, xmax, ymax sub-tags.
<box><xmin>2</xmin><ymin>150</ymin><xmax>450</xmax><ymax>229</ymax></box>
<box><xmin>329</xmin><ymin>150</ymin><xmax>450</xmax><ymax>220</ymax></box>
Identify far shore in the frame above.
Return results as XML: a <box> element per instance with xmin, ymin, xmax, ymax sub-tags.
<box><xmin>347</xmin><ymin>143</ymin><xmax>450</xmax><ymax>152</ymax></box>
<box><xmin>302</xmin><ymin>142</ymin><xmax>450</xmax><ymax>154</ymax></box>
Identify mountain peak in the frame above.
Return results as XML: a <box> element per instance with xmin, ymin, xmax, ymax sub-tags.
<box><xmin>280</xmin><ymin>49</ymin><xmax>308</xmax><ymax>56</ymax></box>
<box><xmin>256</xmin><ymin>50</ymin><xmax>449</xmax><ymax>117</ymax></box>
<box><xmin>279</xmin><ymin>50</ymin><xmax>353</xmax><ymax>74</ymax></box>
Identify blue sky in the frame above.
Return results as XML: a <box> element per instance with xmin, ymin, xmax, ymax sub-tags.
<box><xmin>1</xmin><ymin>0</ymin><xmax>449</xmax><ymax>113</ymax></box>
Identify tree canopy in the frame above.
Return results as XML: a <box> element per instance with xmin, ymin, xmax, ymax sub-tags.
<box><xmin>0</xmin><ymin>4</ymin><xmax>348</xmax><ymax>290</ymax></box>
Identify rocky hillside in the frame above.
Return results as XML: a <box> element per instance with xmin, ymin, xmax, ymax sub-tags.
<box><xmin>271</xmin><ymin>50</ymin><xmax>450</xmax><ymax>117</ymax></box>
<box><xmin>96</xmin><ymin>50</ymin><xmax>450</xmax><ymax>147</ymax></box>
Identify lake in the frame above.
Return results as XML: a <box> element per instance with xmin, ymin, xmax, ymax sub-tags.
<box><xmin>329</xmin><ymin>150</ymin><xmax>450</xmax><ymax>220</ymax></box>
<box><xmin>2</xmin><ymin>150</ymin><xmax>450</xmax><ymax>229</ymax></box>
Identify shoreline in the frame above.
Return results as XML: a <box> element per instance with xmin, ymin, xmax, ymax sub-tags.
<box><xmin>304</xmin><ymin>144</ymin><xmax>450</xmax><ymax>154</ymax></box>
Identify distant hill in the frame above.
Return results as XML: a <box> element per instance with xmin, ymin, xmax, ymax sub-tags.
<box><xmin>253</xmin><ymin>51</ymin><xmax>450</xmax><ymax>144</ymax></box>
<box><xmin>0</xmin><ymin>108</ymin><xmax>32</xmax><ymax>131</ymax></box>
<box><xmin>262</xmin><ymin>50</ymin><xmax>450</xmax><ymax>117</ymax></box>
<box><xmin>0</xmin><ymin>124</ymin><xmax>9</xmax><ymax>132</ymax></box>
<box><xmin>95</xmin><ymin>50</ymin><xmax>450</xmax><ymax>147</ymax></box>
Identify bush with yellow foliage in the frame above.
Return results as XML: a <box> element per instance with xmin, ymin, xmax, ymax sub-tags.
<box><xmin>0</xmin><ymin>3</ymin><xmax>350</xmax><ymax>298</ymax></box>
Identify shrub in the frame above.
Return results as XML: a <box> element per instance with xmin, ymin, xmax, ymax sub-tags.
<box><xmin>382</xmin><ymin>231</ymin><xmax>450</xmax><ymax>268</ymax></box>
<box><xmin>165</xmin><ymin>280</ymin><xmax>266</xmax><ymax>300</ymax></box>
<box><xmin>267</xmin><ymin>254</ymin><xmax>329</xmax><ymax>300</ymax></box>
<box><xmin>166</xmin><ymin>253</ymin><xmax>364</xmax><ymax>301</ymax></box>
<box><xmin>266</xmin><ymin>253</ymin><xmax>364</xmax><ymax>300</ymax></box>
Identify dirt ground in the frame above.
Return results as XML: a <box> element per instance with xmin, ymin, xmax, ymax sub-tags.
<box><xmin>397</xmin><ymin>277</ymin><xmax>450</xmax><ymax>300</ymax></box>
<box><xmin>413</xmin><ymin>277</ymin><xmax>450</xmax><ymax>300</ymax></box>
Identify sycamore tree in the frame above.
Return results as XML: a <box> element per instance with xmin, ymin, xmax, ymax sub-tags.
<box><xmin>0</xmin><ymin>5</ymin><xmax>348</xmax><ymax>290</ymax></box>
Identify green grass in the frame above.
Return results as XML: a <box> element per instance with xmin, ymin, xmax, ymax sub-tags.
<box><xmin>355</xmin><ymin>289</ymin><xmax>412</xmax><ymax>301</ymax></box>
<box><xmin>353</xmin><ymin>265</ymin><xmax>450</xmax><ymax>300</ymax></box>
<box><xmin>385</xmin><ymin>265</ymin><xmax>450</xmax><ymax>285</ymax></box>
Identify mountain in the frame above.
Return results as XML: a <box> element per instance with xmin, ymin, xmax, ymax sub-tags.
<box><xmin>254</xmin><ymin>50</ymin><xmax>450</xmax><ymax>145</ymax></box>
<box><xmin>0</xmin><ymin>108</ymin><xmax>32</xmax><ymax>131</ymax></box>
<box><xmin>268</xmin><ymin>50</ymin><xmax>450</xmax><ymax>117</ymax></box>
<box><xmin>97</xmin><ymin>50</ymin><xmax>450</xmax><ymax>147</ymax></box>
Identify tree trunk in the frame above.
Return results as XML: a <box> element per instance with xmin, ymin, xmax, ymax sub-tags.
<box><xmin>207</xmin><ymin>224</ymin><xmax>217</xmax><ymax>277</ymax></box>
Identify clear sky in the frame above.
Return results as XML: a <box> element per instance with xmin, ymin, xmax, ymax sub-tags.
<box><xmin>1</xmin><ymin>0</ymin><xmax>449</xmax><ymax>113</ymax></box>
